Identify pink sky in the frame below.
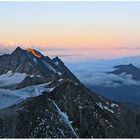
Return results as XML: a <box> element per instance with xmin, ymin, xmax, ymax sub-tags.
<box><xmin>0</xmin><ymin>2</ymin><xmax>140</xmax><ymax>60</ymax></box>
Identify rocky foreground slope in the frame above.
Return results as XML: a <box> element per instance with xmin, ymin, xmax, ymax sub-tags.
<box><xmin>0</xmin><ymin>47</ymin><xmax>139</xmax><ymax>138</ymax></box>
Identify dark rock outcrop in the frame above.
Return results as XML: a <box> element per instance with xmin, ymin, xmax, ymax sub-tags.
<box><xmin>0</xmin><ymin>47</ymin><xmax>79</xmax><ymax>89</ymax></box>
<box><xmin>0</xmin><ymin>47</ymin><xmax>140</xmax><ymax>138</ymax></box>
<box><xmin>0</xmin><ymin>81</ymin><xmax>140</xmax><ymax>138</ymax></box>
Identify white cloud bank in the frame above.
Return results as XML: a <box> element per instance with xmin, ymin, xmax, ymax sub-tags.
<box><xmin>66</xmin><ymin>57</ymin><xmax>140</xmax><ymax>87</ymax></box>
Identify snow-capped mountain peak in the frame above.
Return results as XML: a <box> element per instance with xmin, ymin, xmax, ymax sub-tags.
<box><xmin>0</xmin><ymin>47</ymin><xmax>79</xmax><ymax>89</ymax></box>
<box><xmin>0</xmin><ymin>47</ymin><xmax>140</xmax><ymax>138</ymax></box>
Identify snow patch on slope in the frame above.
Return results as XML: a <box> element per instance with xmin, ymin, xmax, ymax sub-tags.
<box><xmin>96</xmin><ymin>102</ymin><xmax>117</xmax><ymax>114</ymax></box>
<box><xmin>0</xmin><ymin>71</ymin><xmax>27</xmax><ymax>87</ymax></box>
<box><xmin>96</xmin><ymin>102</ymin><xmax>103</xmax><ymax>110</ymax></box>
<box><xmin>0</xmin><ymin>82</ymin><xmax>55</xmax><ymax>110</ymax></box>
<box><xmin>50</xmin><ymin>99</ymin><xmax>78</xmax><ymax>138</ymax></box>
<box><xmin>111</xmin><ymin>103</ymin><xmax>119</xmax><ymax>108</ymax></box>
<box><xmin>103</xmin><ymin>106</ymin><xmax>114</xmax><ymax>113</ymax></box>
<box><xmin>42</xmin><ymin>61</ymin><xmax>62</xmax><ymax>75</ymax></box>
<box><xmin>17</xmin><ymin>82</ymin><xmax>53</xmax><ymax>97</ymax></box>
<box><xmin>0</xmin><ymin>88</ymin><xmax>26</xmax><ymax>110</ymax></box>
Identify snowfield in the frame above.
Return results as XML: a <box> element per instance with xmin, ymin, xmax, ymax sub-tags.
<box><xmin>0</xmin><ymin>82</ymin><xmax>55</xmax><ymax>110</ymax></box>
<box><xmin>0</xmin><ymin>71</ymin><xmax>27</xmax><ymax>88</ymax></box>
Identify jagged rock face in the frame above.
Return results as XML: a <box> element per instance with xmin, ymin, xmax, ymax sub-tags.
<box><xmin>49</xmin><ymin>82</ymin><xmax>125</xmax><ymax>138</ymax></box>
<box><xmin>0</xmin><ymin>47</ymin><xmax>79</xmax><ymax>89</ymax></box>
<box><xmin>0</xmin><ymin>81</ymin><xmax>140</xmax><ymax>138</ymax></box>
<box><xmin>0</xmin><ymin>47</ymin><xmax>140</xmax><ymax>138</ymax></box>
<box><xmin>0</xmin><ymin>82</ymin><xmax>79</xmax><ymax>138</ymax></box>
<box><xmin>15</xmin><ymin>98</ymin><xmax>78</xmax><ymax>138</ymax></box>
<box><xmin>50</xmin><ymin>82</ymin><xmax>119</xmax><ymax>138</ymax></box>
<box><xmin>52</xmin><ymin>57</ymin><xmax>79</xmax><ymax>83</ymax></box>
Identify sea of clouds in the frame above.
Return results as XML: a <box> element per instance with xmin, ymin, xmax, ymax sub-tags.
<box><xmin>66</xmin><ymin>56</ymin><xmax>140</xmax><ymax>87</ymax></box>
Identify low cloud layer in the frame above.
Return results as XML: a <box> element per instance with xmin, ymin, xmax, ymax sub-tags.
<box><xmin>67</xmin><ymin>58</ymin><xmax>140</xmax><ymax>87</ymax></box>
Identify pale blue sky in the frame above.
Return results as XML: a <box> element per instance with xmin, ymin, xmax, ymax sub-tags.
<box><xmin>0</xmin><ymin>2</ymin><xmax>140</xmax><ymax>60</ymax></box>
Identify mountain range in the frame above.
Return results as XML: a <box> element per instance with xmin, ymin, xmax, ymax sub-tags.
<box><xmin>0</xmin><ymin>47</ymin><xmax>140</xmax><ymax>138</ymax></box>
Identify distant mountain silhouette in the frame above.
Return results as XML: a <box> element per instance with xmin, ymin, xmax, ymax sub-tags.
<box><xmin>108</xmin><ymin>63</ymin><xmax>140</xmax><ymax>81</ymax></box>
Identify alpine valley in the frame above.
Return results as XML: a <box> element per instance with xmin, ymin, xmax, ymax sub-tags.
<box><xmin>0</xmin><ymin>47</ymin><xmax>140</xmax><ymax>138</ymax></box>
